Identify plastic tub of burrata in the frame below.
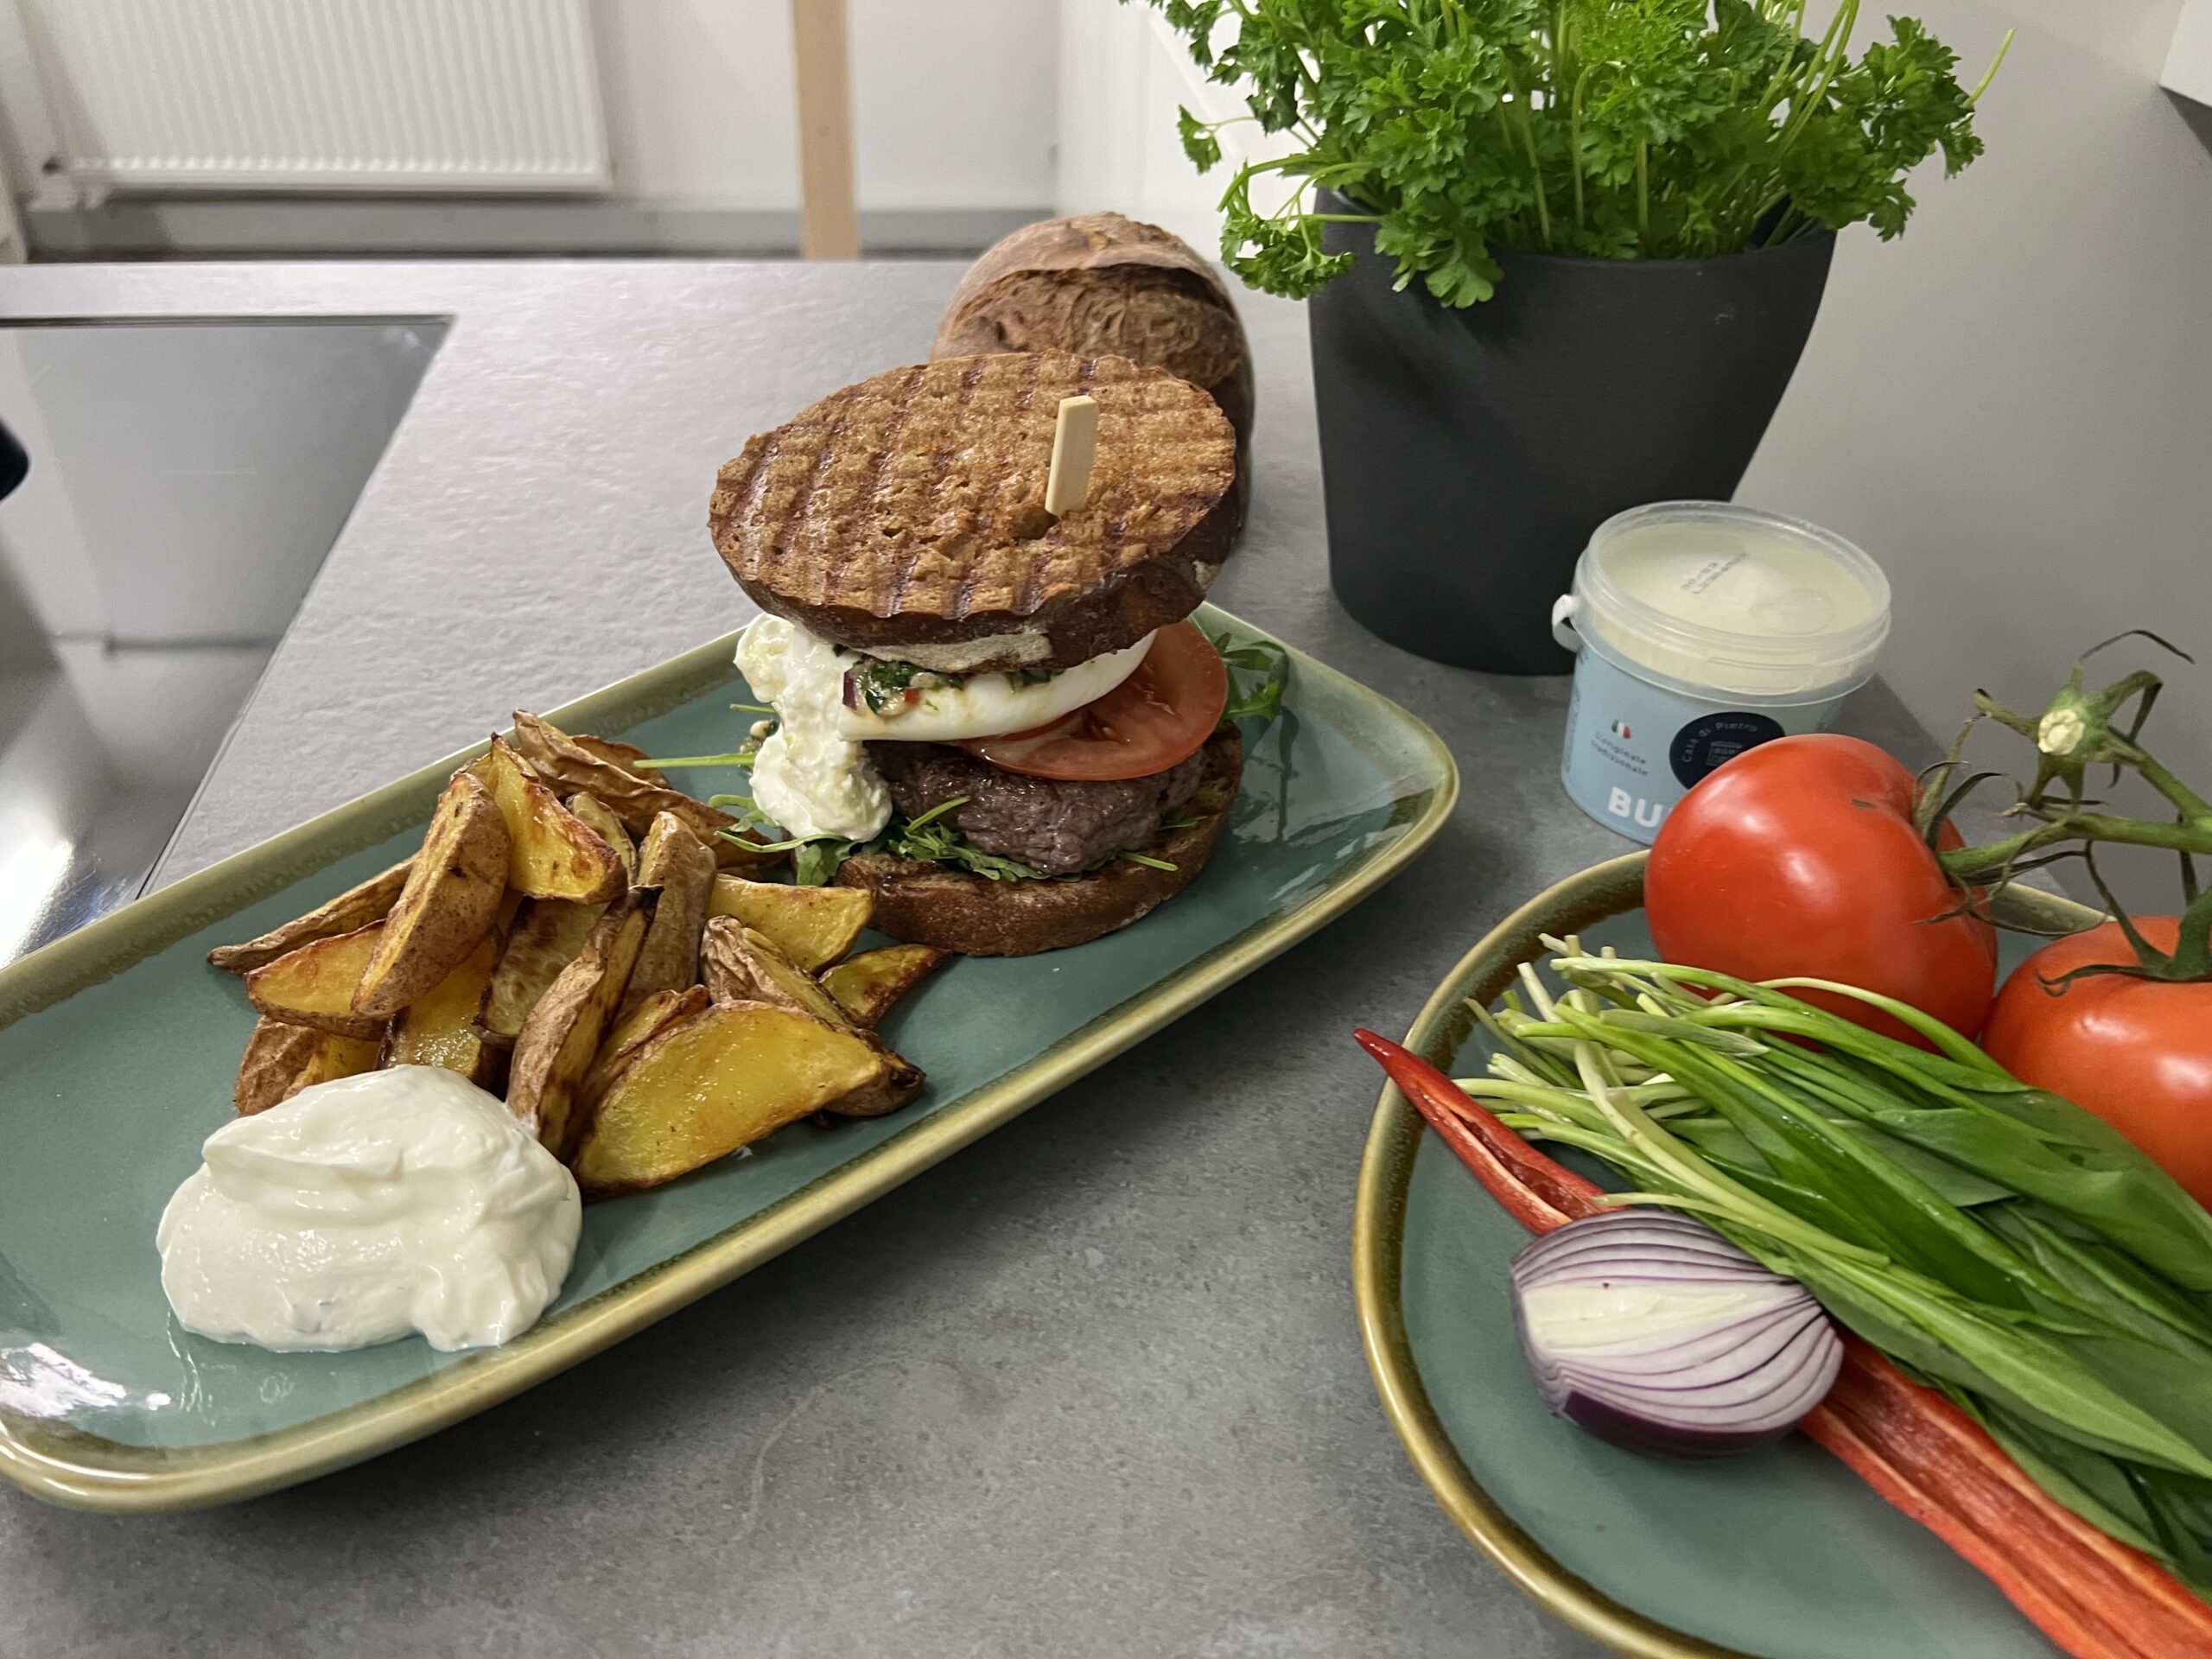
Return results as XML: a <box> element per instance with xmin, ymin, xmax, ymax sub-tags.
<box><xmin>1553</xmin><ymin>501</ymin><xmax>1890</xmax><ymax>842</ymax></box>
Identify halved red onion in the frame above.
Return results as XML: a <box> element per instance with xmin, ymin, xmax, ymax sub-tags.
<box><xmin>1510</xmin><ymin>1210</ymin><xmax>1842</xmax><ymax>1459</ymax></box>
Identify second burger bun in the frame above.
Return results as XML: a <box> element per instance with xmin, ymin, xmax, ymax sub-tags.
<box><xmin>931</xmin><ymin>213</ymin><xmax>1253</xmax><ymax>484</ymax></box>
<box><xmin>834</xmin><ymin>728</ymin><xmax>1243</xmax><ymax>957</ymax></box>
<box><xmin>709</xmin><ymin>351</ymin><xmax>1236</xmax><ymax>675</ymax></box>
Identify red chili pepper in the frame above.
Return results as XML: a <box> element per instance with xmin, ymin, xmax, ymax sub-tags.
<box><xmin>1352</xmin><ymin>1028</ymin><xmax>1603</xmax><ymax>1234</ymax></box>
<box><xmin>1354</xmin><ymin>1028</ymin><xmax>2212</xmax><ymax>1659</ymax></box>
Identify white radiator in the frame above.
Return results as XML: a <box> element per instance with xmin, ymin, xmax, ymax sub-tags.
<box><xmin>22</xmin><ymin>0</ymin><xmax>610</xmax><ymax>194</ymax></box>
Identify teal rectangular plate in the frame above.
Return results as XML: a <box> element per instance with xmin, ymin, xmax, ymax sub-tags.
<box><xmin>1355</xmin><ymin>854</ymin><xmax>2100</xmax><ymax>1658</ymax></box>
<box><xmin>0</xmin><ymin>603</ymin><xmax>1456</xmax><ymax>1512</ymax></box>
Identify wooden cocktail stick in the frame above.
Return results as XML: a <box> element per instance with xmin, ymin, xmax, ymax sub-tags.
<box><xmin>1044</xmin><ymin>395</ymin><xmax>1100</xmax><ymax>517</ymax></box>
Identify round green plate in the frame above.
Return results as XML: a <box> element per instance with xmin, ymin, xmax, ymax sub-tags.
<box><xmin>1352</xmin><ymin>851</ymin><xmax>2092</xmax><ymax>1657</ymax></box>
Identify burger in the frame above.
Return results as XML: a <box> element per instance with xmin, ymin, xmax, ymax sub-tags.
<box><xmin>707</xmin><ymin>349</ymin><xmax>1245</xmax><ymax>957</ymax></box>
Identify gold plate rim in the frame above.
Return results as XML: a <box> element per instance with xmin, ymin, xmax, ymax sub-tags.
<box><xmin>2</xmin><ymin>605</ymin><xmax>1460</xmax><ymax>1513</ymax></box>
<box><xmin>1350</xmin><ymin>851</ymin><xmax>2098</xmax><ymax>1657</ymax></box>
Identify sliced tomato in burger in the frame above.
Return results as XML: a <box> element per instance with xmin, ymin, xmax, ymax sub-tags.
<box><xmin>958</xmin><ymin>620</ymin><xmax>1227</xmax><ymax>781</ymax></box>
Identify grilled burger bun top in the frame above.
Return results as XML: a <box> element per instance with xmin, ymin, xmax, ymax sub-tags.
<box><xmin>709</xmin><ymin>351</ymin><xmax>1236</xmax><ymax>676</ymax></box>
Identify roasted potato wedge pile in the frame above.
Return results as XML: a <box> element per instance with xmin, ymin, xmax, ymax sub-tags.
<box><xmin>208</xmin><ymin>712</ymin><xmax>949</xmax><ymax>1195</ymax></box>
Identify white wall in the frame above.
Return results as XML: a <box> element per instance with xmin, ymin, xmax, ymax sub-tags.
<box><xmin>1737</xmin><ymin>0</ymin><xmax>2212</xmax><ymax>902</ymax></box>
<box><xmin>594</xmin><ymin>0</ymin><xmax>1056</xmax><ymax>212</ymax></box>
<box><xmin>1056</xmin><ymin>0</ymin><xmax>1296</xmax><ymax>242</ymax></box>
<box><xmin>0</xmin><ymin>0</ymin><xmax>1058</xmax><ymax>215</ymax></box>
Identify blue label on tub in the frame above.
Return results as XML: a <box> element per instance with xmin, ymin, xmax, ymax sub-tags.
<box><xmin>1560</xmin><ymin>644</ymin><xmax>1846</xmax><ymax>843</ymax></box>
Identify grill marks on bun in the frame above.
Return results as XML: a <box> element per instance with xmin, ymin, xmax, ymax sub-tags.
<box><xmin>709</xmin><ymin>352</ymin><xmax>1237</xmax><ymax>674</ymax></box>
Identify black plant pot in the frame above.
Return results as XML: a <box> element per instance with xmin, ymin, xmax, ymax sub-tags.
<box><xmin>1309</xmin><ymin>201</ymin><xmax>1835</xmax><ymax>673</ymax></box>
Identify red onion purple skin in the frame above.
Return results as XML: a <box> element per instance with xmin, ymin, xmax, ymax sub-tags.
<box><xmin>1510</xmin><ymin>1211</ymin><xmax>1844</xmax><ymax>1460</ymax></box>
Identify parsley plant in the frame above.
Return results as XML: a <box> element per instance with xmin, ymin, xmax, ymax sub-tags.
<box><xmin>1142</xmin><ymin>0</ymin><xmax>2006</xmax><ymax>305</ymax></box>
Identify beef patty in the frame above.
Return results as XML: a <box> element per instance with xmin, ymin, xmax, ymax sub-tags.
<box><xmin>869</xmin><ymin>741</ymin><xmax>1205</xmax><ymax>875</ymax></box>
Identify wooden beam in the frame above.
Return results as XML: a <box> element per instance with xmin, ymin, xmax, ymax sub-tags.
<box><xmin>790</xmin><ymin>0</ymin><xmax>858</xmax><ymax>260</ymax></box>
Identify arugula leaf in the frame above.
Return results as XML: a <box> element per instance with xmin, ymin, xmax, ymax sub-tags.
<box><xmin>1135</xmin><ymin>0</ymin><xmax>2005</xmax><ymax>301</ymax></box>
<box><xmin>878</xmin><ymin>813</ymin><xmax>1044</xmax><ymax>882</ymax></box>
<box><xmin>1212</xmin><ymin>632</ymin><xmax>1291</xmax><ymax>723</ymax></box>
<box><xmin>791</xmin><ymin>838</ymin><xmax>854</xmax><ymax>887</ymax></box>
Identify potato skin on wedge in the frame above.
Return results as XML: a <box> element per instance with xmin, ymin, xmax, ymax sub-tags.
<box><xmin>207</xmin><ymin>859</ymin><xmax>413</xmax><ymax>975</ymax></box>
<box><xmin>480</xmin><ymin>897</ymin><xmax>602</xmax><ymax>1043</ymax></box>
<box><xmin>623</xmin><ymin>813</ymin><xmax>715</xmax><ymax>1012</ymax></box>
<box><xmin>707</xmin><ymin>875</ymin><xmax>871</xmax><ymax>971</ymax></box>
<box><xmin>508</xmin><ymin>889</ymin><xmax>656</xmax><ymax>1160</ymax></box>
<box><xmin>572</xmin><ymin>1001</ymin><xmax>887</xmax><ymax>1197</ymax></box>
<box><xmin>700</xmin><ymin>919</ymin><xmax>923</xmax><ymax>1118</ymax></box>
<box><xmin>354</xmin><ymin>770</ymin><xmax>510</xmax><ymax>1019</ymax></box>
<box><xmin>245</xmin><ymin>921</ymin><xmax>392</xmax><ymax>1039</ymax></box>
<box><xmin>235</xmin><ymin>1017</ymin><xmax>381</xmax><ymax>1114</ymax></box>
<box><xmin>511</xmin><ymin>710</ymin><xmax>772</xmax><ymax>868</ymax></box>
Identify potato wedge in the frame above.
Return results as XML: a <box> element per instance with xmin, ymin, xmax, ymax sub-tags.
<box><xmin>565</xmin><ymin>791</ymin><xmax>635</xmax><ymax>884</ymax></box>
<box><xmin>581</xmin><ymin>984</ymin><xmax>710</xmax><ymax>1113</ymax></box>
<box><xmin>236</xmin><ymin>1019</ymin><xmax>381</xmax><ymax>1114</ymax></box>
<box><xmin>469</xmin><ymin>735</ymin><xmax>625</xmax><ymax>904</ymax></box>
<box><xmin>707</xmin><ymin>875</ymin><xmax>870</xmax><ymax>971</ymax></box>
<box><xmin>509</xmin><ymin>891</ymin><xmax>655</xmax><ymax>1158</ymax></box>
<box><xmin>510</xmin><ymin>710</ymin><xmax>776</xmax><ymax>868</ymax></box>
<box><xmin>353</xmin><ymin>770</ymin><xmax>509</xmax><ymax>1018</ymax></box>
<box><xmin>700</xmin><ymin>919</ymin><xmax>923</xmax><ymax>1118</ymax></box>
<box><xmin>700</xmin><ymin>917</ymin><xmax>841</xmax><ymax>1022</ymax></box>
<box><xmin>293</xmin><ymin>1031</ymin><xmax>382</xmax><ymax>1098</ymax></box>
<box><xmin>245</xmin><ymin>921</ymin><xmax>391</xmax><ymax>1039</ymax></box>
<box><xmin>570</xmin><ymin>732</ymin><xmax>652</xmax><ymax>772</ymax></box>
<box><xmin>207</xmin><ymin>859</ymin><xmax>413</xmax><ymax>974</ymax></box>
<box><xmin>479</xmin><ymin>897</ymin><xmax>603</xmax><ymax>1043</ymax></box>
<box><xmin>234</xmin><ymin>1018</ymin><xmax>324</xmax><ymax>1114</ymax></box>
<box><xmin>822</xmin><ymin>944</ymin><xmax>948</xmax><ymax>1028</ymax></box>
<box><xmin>622</xmin><ymin>812</ymin><xmax>715</xmax><ymax>1012</ymax></box>
<box><xmin>572</xmin><ymin>1001</ymin><xmax>887</xmax><ymax>1197</ymax></box>
<box><xmin>382</xmin><ymin>932</ymin><xmax>504</xmax><ymax>1088</ymax></box>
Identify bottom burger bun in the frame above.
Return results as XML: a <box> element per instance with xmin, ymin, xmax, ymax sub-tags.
<box><xmin>834</xmin><ymin>729</ymin><xmax>1243</xmax><ymax>957</ymax></box>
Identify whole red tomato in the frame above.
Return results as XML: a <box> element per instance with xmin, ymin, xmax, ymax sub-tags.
<box><xmin>1982</xmin><ymin>918</ymin><xmax>2212</xmax><ymax>1208</ymax></box>
<box><xmin>1647</xmin><ymin>734</ymin><xmax>1999</xmax><ymax>1046</ymax></box>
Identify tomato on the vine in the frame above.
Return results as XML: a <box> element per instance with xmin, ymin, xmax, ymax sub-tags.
<box><xmin>1646</xmin><ymin>734</ymin><xmax>1999</xmax><ymax>1046</ymax></box>
<box><xmin>1982</xmin><ymin>918</ymin><xmax>2212</xmax><ymax>1209</ymax></box>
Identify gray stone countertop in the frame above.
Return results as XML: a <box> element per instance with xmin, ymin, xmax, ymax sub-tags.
<box><xmin>0</xmin><ymin>260</ymin><xmax>1937</xmax><ymax>1657</ymax></box>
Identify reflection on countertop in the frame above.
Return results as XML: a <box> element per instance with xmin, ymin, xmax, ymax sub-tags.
<box><xmin>0</xmin><ymin>318</ymin><xmax>444</xmax><ymax>964</ymax></box>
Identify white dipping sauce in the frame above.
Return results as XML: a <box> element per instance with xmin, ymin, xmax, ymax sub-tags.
<box><xmin>157</xmin><ymin>1066</ymin><xmax>581</xmax><ymax>1353</ymax></box>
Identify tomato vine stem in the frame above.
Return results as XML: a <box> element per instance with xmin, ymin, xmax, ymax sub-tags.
<box><xmin>1923</xmin><ymin>633</ymin><xmax>2211</xmax><ymax>982</ymax></box>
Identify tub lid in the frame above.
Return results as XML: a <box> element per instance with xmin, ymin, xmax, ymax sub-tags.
<box><xmin>1576</xmin><ymin>501</ymin><xmax>1891</xmax><ymax>700</ymax></box>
